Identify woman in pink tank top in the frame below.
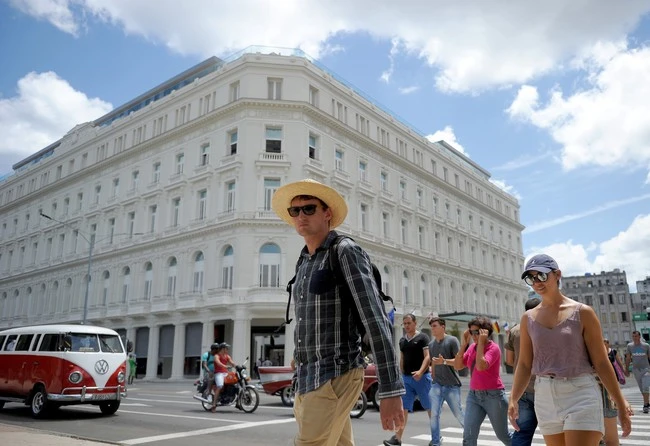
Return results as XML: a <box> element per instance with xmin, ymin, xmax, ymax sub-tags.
<box><xmin>508</xmin><ymin>254</ymin><xmax>632</xmax><ymax>445</ymax></box>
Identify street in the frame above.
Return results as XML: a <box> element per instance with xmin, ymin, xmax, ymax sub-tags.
<box><xmin>0</xmin><ymin>376</ymin><xmax>648</xmax><ymax>445</ymax></box>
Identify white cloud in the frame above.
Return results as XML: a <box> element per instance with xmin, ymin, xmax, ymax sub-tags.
<box><xmin>524</xmin><ymin>193</ymin><xmax>650</xmax><ymax>233</ymax></box>
<box><xmin>426</xmin><ymin>125</ymin><xmax>468</xmax><ymax>156</ymax></box>
<box><xmin>11</xmin><ymin>0</ymin><xmax>650</xmax><ymax>93</ymax></box>
<box><xmin>0</xmin><ymin>72</ymin><xmax>113</xmax><ymax>159</ymax></box>
<box><xmin>398</xmin><ymin>86</ymin><xmax>419</xmax><ymax>95</ymax></box>
<box><xmin>489</xmin><ymin>178</ymin><xmax>521</xmax><ymax>201</ymax></box>
<box><xmin>507</xmin><ymin>45</ymin><xmax>650</xmax><ymax>175</ymax></box>
<box><xmin>527</xmin><ymin>214</ymin><xmax>650</xmax><ymax>290</ymax></box>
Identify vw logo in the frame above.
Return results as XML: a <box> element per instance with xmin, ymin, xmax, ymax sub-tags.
<box><xmin>95</xmin><ymin>359</ymin><xmax>109</xmax><ymax>375</ymax></box>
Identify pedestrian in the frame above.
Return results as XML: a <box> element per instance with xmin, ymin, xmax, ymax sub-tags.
<box><xmin>212</xmin><ymin>342</ymin><xmax>236</xmax><ymax>413</ymax></box>
<box><xmin>383</xmin><ymin>314</ymin><xmax>432</xmax><ymax>446</ymax></box>
<box><xmin>128</xmin><ymin>352</ymin><xmax>137</xmax><ymax>384</ymax></box>
<box><xmin>601</xmin><ymin>339</ymin><xmax>624</xmax><ymax>446</ymax></box>
<box><xmin>271</xmin><ymin>178</ymin><xmax>405</xmax><ymax>446</ymax></box>
<box><xmin>504</xmin><ymin>297</ymin><xmax>541</xmax><ymax>446</ymax></box>
<box><xmin>200</xmin><ymin>343</ymin><xmax>219</xmax><ymax>401</ymax></box>
<box><xmin>428</xmin><ymin>317</ymin><xmax>465</xmax><ymax>446</ymax></box>
<box><xmin>625</xmin><ymin>330</ymin><xmax>650</xmax><ymax>413</ymax></box>
<box><xmin>509</xmin><ymin>254</ymin><xmax>632</xmax><ymax>445</ymax></box>
<box><xmin>452</xmin><ymin>316</ymin><xmax>512</xmax><ymax>446</ymax></box>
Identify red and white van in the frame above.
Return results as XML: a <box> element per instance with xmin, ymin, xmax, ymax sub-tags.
<box><xmin>0</xmin><ymin>324</ymin><xmax>127</xmax><ymax>417</ymax></box>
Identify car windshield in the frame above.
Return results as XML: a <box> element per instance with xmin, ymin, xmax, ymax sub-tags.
<box><xmin>67</xmin><ymin>333</ymin><xmax>124</xmax><ymax>353</ymax></box>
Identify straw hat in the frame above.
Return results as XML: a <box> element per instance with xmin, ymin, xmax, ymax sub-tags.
<box><xmin>272</xmin><ymin>179</ymin><xmax>348</xmax><ymax>228</ymax></box>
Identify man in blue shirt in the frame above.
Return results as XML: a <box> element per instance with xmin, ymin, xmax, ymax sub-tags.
<box><xmin>272</xmin><ymin>179</ymin><xmax>405</xmax><ymax>446</ymax></box>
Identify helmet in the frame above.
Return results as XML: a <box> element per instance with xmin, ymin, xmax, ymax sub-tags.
<box><xmin>220</xmin><ymin>342</ymin><xmax>230</xmax><ymax>350</ymax></box>
<box><xmin>210</xmin><ymin>343</ymin><xmax>220</xmax><ymax>351</ymax></box>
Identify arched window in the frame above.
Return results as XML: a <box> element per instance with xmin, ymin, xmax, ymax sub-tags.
<box><xmin>382</xmin><ymin>266</ymin><xmax>391</xmax><ymax>297</ymax></box>
<box><xmin>193</xmin><ymin>252</ymin><xmax>204</xmax><ymax>292</ymax></box>
<box><xmin>438</xmin><ymin>278</ymin><xmax>445</xmax><ymax>311</ymax></box>
<box><xmin>37</xmin><ymin>284</ymin><xmax>46</xmax><ymax>315</ymax></box>
<box><xmin>64</xmin><ymin>277</ymin><xmax>72</xmax><ymax>311</ymax></box>
<box><xmin>11</xmin><ymin>290</ymin><xmax>19</xmax><ymax>318</ymax></box>
<box><xmin>1</xmin><ymin>292</ymin><xmax>7</xmax><ymax>319</ymax></box>
<box><xmin>102</xmin><ymin>271</ymin><xmax>110</xmax><ymax>306</ymax></box>
<box><xmin>50</xmin><ymin>281</ymin><xmax>59</xmax><ymax>314</ymax></box>
<box><xmin>122</xmin><ymin>266</ymin><xmax>131</xmax><ymax>303</ymax></box>
<box><xmin>402</xmin><ymin>270</ymin><xmax>410</xmax><ymax>305</ymax></box>
<box><xmin>167</xmin><ymin>257</ymin><xmax>177</xmax><ymax>297</ymax></box>
<box><xmin>420</xmin><ymin>274</ymin><xmax>428</xmax><ymax>306</ymax></box>
<box><xmin>24</xmin><ymin>287</ymin><xmax>32</xmax><ymax>317</ymax></box>
<box><xmin>222</xmin><ymin>245</ymin><xmax>234</xmax><ymax>289</ymax></box>
<box><xmin>259</xmin><ymin>243</ymin><xmax>280</xmax><ymax>287</ymax></box>
<box><xmin>144</xmin><ymin>262</ymin><xmax>153</xmax><ymax>300</ymax></box>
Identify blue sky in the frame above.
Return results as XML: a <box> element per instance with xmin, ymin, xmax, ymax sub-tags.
<box><xmin>1</xmin><ymin>0</ymin><xmax>650</xmax><ymax>290</ymax></box>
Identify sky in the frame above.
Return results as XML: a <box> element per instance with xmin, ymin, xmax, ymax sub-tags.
<box><xmin>1</xmin><ymin>0</ymin><xmax>650</xmax><ymax>292</ymax></box>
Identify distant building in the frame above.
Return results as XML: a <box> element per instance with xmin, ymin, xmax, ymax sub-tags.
<box><xmin>562</xmin><ymin>269</ymin><xmax>634</xmax><ymax>347</ymax></box>
<box><xmin>0</xmin><ymin>47</ymin><xmax>526</xmax><ymax>378</ymax></box>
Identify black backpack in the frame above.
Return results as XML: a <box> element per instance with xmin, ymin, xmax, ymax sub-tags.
<box><xmin>283</xmin><ymin>235</ymin><xmax>395</xmax><ymax>355</ymax></box>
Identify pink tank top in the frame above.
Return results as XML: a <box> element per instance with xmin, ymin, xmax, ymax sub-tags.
<box><xmin>528</xmin><ymin>304</ymin><xmax>594</xmax><ymax>378</ymax></box>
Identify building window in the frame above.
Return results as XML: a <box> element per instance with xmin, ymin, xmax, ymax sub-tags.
<box><xmin>144</xmin><ymin>263</ymin><xmax>153</xmax><ymax>300</ymax></box>
<box><xmin>380</xmin><ymin>171</ymin><xmax>388</xmax><ymax>191</ymax></box>
<box><xmin>193</xmin><ymin>252</ymin><xmax>204</xmax><ymax>293</ymax></box>
<box><xmin>167</xmin><ymin>257</ymin><xmax>177</xmax><ymax>297</ymax></box>
<box><xmin>131</xmin><ymin>170</ymin><xmax>139</xmax><ymax>190</ymax></box>
<box><xmin>222</xmin><ymin>246</ymin><xmax>234</xmax><ymax>289</ymax></box>
<box><xmin>335</xmin><ymin>149</ymin><xmax>344</xmax><ymax>171</ymax></box>
<box><xmin>228</xmin><ymin>130</ymin><xmax>238</xmax><ymax>155</ymax></box>
<box><xmin>264</xmin><ymin>178</ymin><xmax>280</xmax><ymax>211</ymax></box>
<box><xmin>268</xmin><ymin>78</ymin><xmax>282</xmax><ymax>100</ymax></box>
<box><xmin>197</xmin><ymin>190</ymin><xmax>207</xmax><ymax>220</ymax></box>
<box><xmin>200</xmin><ymin>144</ymin><xmax>210</xmax><ymax>166</ymax></box>
<box><xmin>172</xmin><ymin>198</ymin><xmax>181</xmax><ymax>227</ymax></box>
<box><xmin>382</xmin><ymin>212</ymin><xmax>390</xmax><ymax>238</ymax></box>
<box><xmin>108</xmin><ymin>218</ymin><xmax>115</xmax><ymax>243</ymax></box>
<box><xmin>102</xmin><ymin>271</ymin><xmax>110</xmax><ymax>306</ymax></box>
<box><xmin>226</xmin><ymin>181</ymin><xmax>236</xmax><ymax>212</ymax></box>
<box><xmin>309</xmin><ymin>85</ymin><xmax>319</xmax><ymax>107</ymax></box>
<box><xmin>94</xmin><ymin>185</ymin><xmax>101</xmax><ymax>204</ymax></box>
<box><xmin>152</xmin><ymin>162</ymin><xmax>161</xmax><ymax>183</ymax></box>
<box><xmin>127</xmin><ymin>212</ymin><xmax>135</xmax><ymax>238</ymax></box>
<box><xmin>360</xmin><ymin>203</ymin><xmax>368</xmax><ymax>231</ymax></box>
<box><xmin>112</xmin><ymin>178</ymin><xmax>120</xmax><ymax>197</ymax></box>
<box><xmin>122</xmin><ymin>267</ymin><xmax>131</xmax><ymax>303</ymax></box>
<box><xmin>417</xmin><ymin>188</ymin><xmax>423</xmax><ymax>207</ymax></box>
<box><xmin>259</xmin><ymin>243</ymin><xmax>281</xmax><ymax>287</ymax></box>
<box><xmin>77</xmin><ymin>192</ymin><xmax>83</xmax><ymax>210</ymax></box>
<box><xmin>308</xmin><ymin>134</ymin><xmax>318</xmax><ymax>159</ymax></box>
<box><xmin>402</xmin><ymin>271</ymin><xmax>409</xmax><ymax>304</ymax></box>
<box><xmin>401</xmin><ymin>219</ymin><xmax>408</xmax><ymax>244</ymax></box>
<box><xmin>359</xmin><ymin>161</ymin><xmax>368</xmax><ymax>182</ymax></box>
<box><xmin>149</xmin><ymin>205</ymin><xmax>157</xmax><ymax>231</ymax></box>
<box><xmin>399</xmin><ymin>180</ymin><xmax>406</xmax><ymax>199</ymax></box>
<box><xmin>175</xmin><ymin>153</ymin><xmax>184</xmax><ymax>174</ymax></box>
<box><xmin>265</xmin><ymin>127</ymin><xmax>282</xmax><ymax>153</ymax></box>
<box><xmin>230</xmin><ymin>81</ymin><xmax>240</xmax><ymax>102</ymax></box>
<box><xmin>418</xmin><ymin>226</ymin><xmax>425</xmax><ymax>250</ymax></box>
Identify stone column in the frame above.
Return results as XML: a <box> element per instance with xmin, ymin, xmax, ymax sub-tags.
<box><xmin>144</xmin><ymin>325</ymin><xmax>160</xmax><ymax>380</ymax></box>
<box><xmin>201</xmin><ymin>318</ymin><xmax>213</xmax><ymax>352</ymax></box>
<box><xmin>170</xmin><ymin>322</ymin><xmax>186</xmax><ymax>380</ymax></box>
<box><xmin>232</xmin><ymin>313</ymin><xmax>251</xmax><ymax>364</ymax></box>
<box><xmin>126</xmin><ymin>327</ymin><xmax>136</xmax><ymax>352</ymax></box>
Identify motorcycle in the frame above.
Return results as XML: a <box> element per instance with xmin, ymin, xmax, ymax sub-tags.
<box><xmin>192</xmin><ymin>358</ymin><xmax>259</xmax><ymax>413</ymax></box>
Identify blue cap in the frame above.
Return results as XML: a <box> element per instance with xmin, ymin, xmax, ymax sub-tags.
<box><xmin>521</xmin><ymin>254</ymin><xmax>559</xmax><ymax>279</ymax></box>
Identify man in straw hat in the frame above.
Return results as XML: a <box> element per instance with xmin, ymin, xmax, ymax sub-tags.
<box><xmin>272</xmin><ymin>178</ymin><xmax>405</xmax><ymax>445</ymax></box>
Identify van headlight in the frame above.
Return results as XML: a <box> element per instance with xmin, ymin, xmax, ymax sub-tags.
<box><xmin>69</xmin><ymin>371</ymin><xmax>83</xmax><ymax>384</ymax></box>
<box><xmin>117</xmin><ymin>371</ymin><xmax>125</xmax><ymax>383</ymax></box>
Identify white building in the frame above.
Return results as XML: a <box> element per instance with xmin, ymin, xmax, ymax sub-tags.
<box><xmin>0</xmin><ymin>47</ymin><xmax>526</xmax><ymax>378</ymax></box>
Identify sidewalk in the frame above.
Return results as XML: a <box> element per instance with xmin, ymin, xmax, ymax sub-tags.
<box><xmin>0</xmin><ymin>423</ymin><xmax>115</xmax><ymax>445</ymax></box>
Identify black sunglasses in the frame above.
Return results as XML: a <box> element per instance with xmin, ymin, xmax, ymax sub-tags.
<box><xmin>287</xmin><ymin>204</ymin><xmax>319</xmax><ymax>217</ymax></box>
<box><xmin>523</xmin><ymin>271</ymin><xmax>550</xmax><ymax>286</ymax></box>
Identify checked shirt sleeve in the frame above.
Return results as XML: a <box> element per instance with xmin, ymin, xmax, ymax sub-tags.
<box><xmin>336</xmin><ymin>239</ymin><xmax>405</xmax><ymax>399</ymax></box>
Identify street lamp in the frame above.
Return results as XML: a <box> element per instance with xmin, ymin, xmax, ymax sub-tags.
<box><xmin>39</xmin><ymin>212</ymin><xmax>141</xmax><ymax>325</ymax></box>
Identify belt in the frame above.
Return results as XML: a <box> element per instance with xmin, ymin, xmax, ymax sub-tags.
<box><xmin>537</xmin><ymin>374</ymin><xmax>571</xmax><ymax>380</ymax></box>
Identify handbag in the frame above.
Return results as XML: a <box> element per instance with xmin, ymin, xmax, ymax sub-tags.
<box><xmin>613</xmin><ymin>358</ymin><xmax>626</xmax><ymax>385</ymax></box>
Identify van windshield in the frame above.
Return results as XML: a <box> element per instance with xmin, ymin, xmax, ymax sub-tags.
<box><xmin>67</xmin><ymin>333</ymin><xmax>124</xmax><ymax>353</ymax></box>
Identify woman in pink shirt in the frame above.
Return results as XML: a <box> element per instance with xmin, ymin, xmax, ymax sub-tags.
<box><xmin>452</xmin><ymin>316</ymin><xmax>512</xmax><ymax>445</ymax></box>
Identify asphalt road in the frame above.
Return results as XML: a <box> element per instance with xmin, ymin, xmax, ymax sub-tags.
<box><xmin>1</xmin><ymin>375</ymin><xmax>647</xmax><ymax>445</ymax></box>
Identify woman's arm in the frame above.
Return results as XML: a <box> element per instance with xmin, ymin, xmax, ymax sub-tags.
<box><xmin>452</xmin><ymin>329</ymin><xmax>471</xmax><ymax>370</ymax></box>
<box><xmin>510</xmin><ymin>314</ymin><xmax>533</xmax><ymax>404</ymax></box>
<box><xmin>474</xmin><ymin>329</ymin><xmax>490</xmax><ymax>371</ymax></box>
<box><xmin>582</xmin><ymin>306</ymin><xmax>632</xmax><ymax>437</ymax></box>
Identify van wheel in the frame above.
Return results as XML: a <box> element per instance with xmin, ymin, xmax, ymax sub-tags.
<box><xmin>99</xmin><ymin>401</ymin><xmax>120</xmax><ymax>415</ymax></box>
<box><xmin>30</xmin><ymin>386</ymin><xmax>49</xmax><ymax>418</ymax></box>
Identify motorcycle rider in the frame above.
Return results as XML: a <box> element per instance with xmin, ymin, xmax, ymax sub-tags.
<box><xmin>212</xmin><ymin>342</ymin><xmax>237</xmax><ymax>413</ymax></box>
<box><xmin>200</xmin><ymin>343</ymin><xmax>220</xmax><ymax>400</ymax></box>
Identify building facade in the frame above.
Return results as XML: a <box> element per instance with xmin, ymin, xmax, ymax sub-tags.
<box><xmin>0</xmin><ymin>47</ymin><xmax>526</xmax><ymax>378</ymax></box>
<box><xmin>562</xmin><ymin>269</ymin><xmax>635</xmax><ymax>348</ymax></box>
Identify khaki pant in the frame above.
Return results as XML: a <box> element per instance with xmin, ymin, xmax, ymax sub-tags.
<box><xmin>293</xmin><ymin>368</ymin><xmax>364</xmax><ymax>446</ymax></box>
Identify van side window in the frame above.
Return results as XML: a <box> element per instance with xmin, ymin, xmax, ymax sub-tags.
<box><xmin>4</xmin><ymin>335</ymin><xmax>17</xmax><ymax>351</ymax></box>
<box><xmin>15</xmin><ymin>334</ymin><xmax>34</xmax><ymax>351</ymax></box>
<box><xmin>39</xmin><ymin>334</ymin><xmax>61</xmax><ymax>352</ymax></box>
<box><xmin>0</xmin><ymin>335</ymin><xmax>5</xmax><ymax>349</ymax></box>
<box><xmin>32</xmin><ymin>334</ymin><xmax>42</xmax><ymax>351</ymax></box>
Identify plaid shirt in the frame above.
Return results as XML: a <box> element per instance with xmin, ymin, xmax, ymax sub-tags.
<box><xmin>292</xmin><ymin>231</ymin><xmax>405</xmax><ymax>400</ymax></box>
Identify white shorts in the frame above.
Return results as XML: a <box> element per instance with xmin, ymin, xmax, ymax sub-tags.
<box><xmin>214</xmin><ymin>372</ymin><xmax>228</xmax><ymax>387</ymax></box>
<box><xmin>535</xmin><ymin>374</ymin><xmax>604</xmax><ymax>435</ymax></box>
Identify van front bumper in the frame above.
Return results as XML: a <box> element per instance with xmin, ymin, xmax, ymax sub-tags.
<box><xmin>48</xmin><ymin>386</ymin><xmax>127</xmax><ymax>402</ymax></box>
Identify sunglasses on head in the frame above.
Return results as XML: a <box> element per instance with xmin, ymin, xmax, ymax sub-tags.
<box><xmin>523</xmin><ymin>271</ymin><xmax>550</xmax><ymax>286</ymax></box>
<box><xmin>287</xmin><ymin>204</ymin><xmax>319</xmax><ymax>217</ymax></box>
<box><xmin>469</xmin><ymin>329</ymin><xmax>480</xmax><ymax>335</ymax></box>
